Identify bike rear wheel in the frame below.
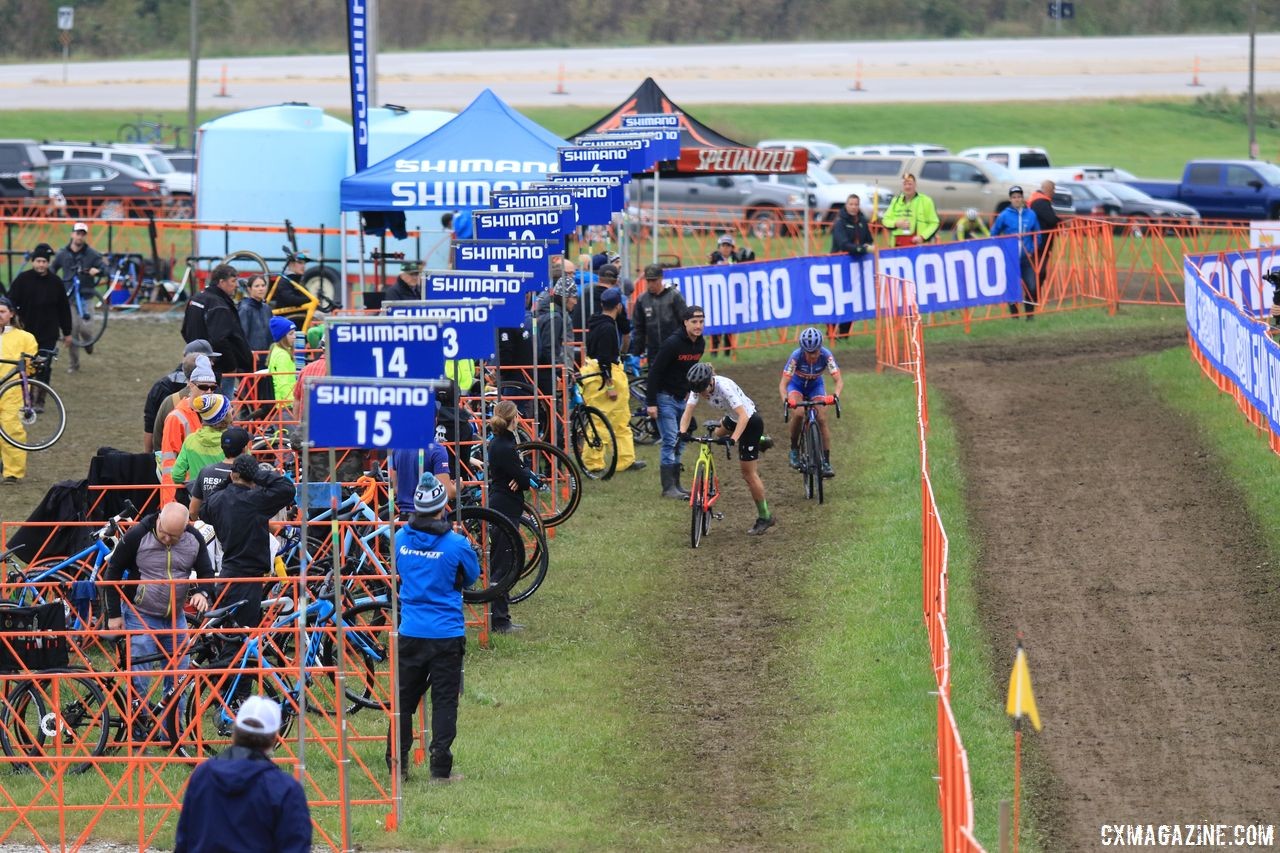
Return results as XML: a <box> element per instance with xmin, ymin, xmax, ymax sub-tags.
<box><xmin>515</xmin><ymin>440</ymin><xmax>582</xmax><ymax>528</ymax></box>
<box><xmin>509</xmin><ymin>510</ymin><xmax>550</xmax><ymax>605</ymax></box>
<box><xmin>458</xmin><ymin>506</ymin><xmax>525</xmax><ymax>603</ymax></box>
<box><xmin>0</xmin><ymin>671</ymin><xmax>110</xmax><ymax>775</ymax></box>
<box><xmin>0</xmin><ymin>379</ymin><xmax>67</xmax><ymax>452</ymax></box>
<box><xmin>338</xmin><ymin>599</ymin><xmax>393</xmax><ymax>712</ymax></box>
<box><xmin>571</xmin><ymin>405</ymin><xmax>617</xmax><ymax>481</ymax></box>
<box><xmin>77</xmin><ymin>285</ymin><xmax>110</xmax><ymax>347</ymax></box>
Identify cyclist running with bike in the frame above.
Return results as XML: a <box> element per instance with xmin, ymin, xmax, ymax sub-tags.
<box><xmin>779</xmin><ymin>327</ymin><xmax>843</xmax><ymax>478</ymax></box>
<box><xmin>678</xmin><ymin>362</ymin><xmax>775</xmax><ymax>536</ymax></box>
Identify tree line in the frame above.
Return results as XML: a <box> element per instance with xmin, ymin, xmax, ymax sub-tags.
<box><xmin>0</xmin><ymin>0</ymin><xmax>1273</xmax><ymax>61</ymax></box>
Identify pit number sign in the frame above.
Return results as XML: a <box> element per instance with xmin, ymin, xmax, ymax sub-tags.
<box><xmin>306</xmin><ymin>379</ymin><xmax>438</xmax><ymax>450</ymax></box>
<box><xmin>57</xmin><ymin>7</ymin><xmax>74</xmax><ymax>29</ymax></box>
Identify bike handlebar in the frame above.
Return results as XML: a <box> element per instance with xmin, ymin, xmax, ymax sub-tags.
<box><xmin>783</xmin><ymin>395</ymin><xmax>841</xmax><ymax>421</ymax></box>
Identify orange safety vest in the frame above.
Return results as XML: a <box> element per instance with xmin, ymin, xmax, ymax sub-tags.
<box><xmin>159</xmin><ymin>397</ymin><xmax>201</xmax><ymax>503</ymax></box>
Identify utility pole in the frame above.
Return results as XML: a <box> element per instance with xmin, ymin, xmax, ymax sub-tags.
<box><xmin>187</xmin><ymin>0</ymin><xmax>199</xmax><ymax>151</ymax></box>
<box><xmin>367</xmin><ymin>0</ymin><xmax>379</xmax><ymax>107</ymax></box>
<box><xmin>1247</xmin><ymin>0</ymin><xmax>1258</xmax><ymax>159</ymax></box>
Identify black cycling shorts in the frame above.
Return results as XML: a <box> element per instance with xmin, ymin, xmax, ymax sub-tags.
<box><xmin>721</xmin><ymin>413</ymin><xmax>765</xmax><ymax>462</ymax></box>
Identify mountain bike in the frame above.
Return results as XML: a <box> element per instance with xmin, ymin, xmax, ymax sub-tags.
<box><xmin>0</xmin><ymin>351</ymin><xmax>66</xmax><ymax>451</ymax></box>
<box><xmin>569</xmin><ymin>371</ymin><xmax>617</xmax><ymax>481</ymax></box>
<box><xmin>66</xmin><ymin>266</ymin><xmax>110</xmax><ymax>348</ymax></box>
<box><xmin>2</xmin><ymin>501</ymin><xmax>137</xmax><ymax>639</ymax></box>
<box><xmin>784</xmin><ymin>396</ymin><xmax>840</xmax><ymax>504</ymax></box>
<box><xmin>626</xmin><ymin>367</ymin><xmax>659</xmax><ymax>445</ymax></box>
<box><xmin>684</xmin><ymin>422</ymin><xmax>733</xmax><ymax>549</ymax></box>
<box><xmin>117</xmin><ymin>113</ymin><xmax>184</xmax><ymax>148</ymax></box>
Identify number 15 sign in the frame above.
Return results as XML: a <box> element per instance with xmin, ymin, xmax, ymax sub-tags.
<box><xmin>305</xmin><ymin>376</ymin><xmax>440</xmax><ymax>449</ymax></box>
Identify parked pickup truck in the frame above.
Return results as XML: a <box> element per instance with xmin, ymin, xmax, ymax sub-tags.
<box><xmin>1125</xmin><ymin>159</ymin><xmax>1280</xmax><ymax>221</ymax></box>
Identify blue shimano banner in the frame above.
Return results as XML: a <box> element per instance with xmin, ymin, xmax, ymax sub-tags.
<box><xmin>383</xmin><ymin>301</ymin><xmax>500</xmax><ymax>360</ymax></box>
<box><xmin>453</xmin><ymin>239</ymin><xmax>557</xmax><ymax>291</ymax></box>
<box><xmin>1185</xmin><ymin>248</ymin><xmax>1280</xmax><ymax>318</ymax></box>
<box><xmin>1185</xmin><ymin>259</ymin><xmax>1280</xmax><ymax>433</ymax></box>
<box><xmin>344</xmin><ymin>0</ymin><xmax>370</xmax><ymax>172</ymax></box>
<box><xmin>307</xmin><ymin>379</ymin><xmax>437</xmax><ymax>450</ymax></box>
<box><xmin>558</xmin><ymin>145</ymin><xmax>633</xmax><ymax>173</ymax></box>
<box><xmin>524</xmin><ymin>182</ymin><xmax>618</xmax><ymax>225</ymax></box>
<box><xmin>473</xmin><ymin>206</ymin><xmax>574</xmax><ymax>240</ymax></box>
<box><xmin>327</xmin><ymin>319</ymin><xmax>446</xmax><ymax>380</ymax></box>
<box><xmin>575</xmin><ymin>137</ymin><xmax>655</xmax><ymax>172</ymax></box>
<box><xmin>578</xmin><ymin>130</ymin><xmax>680</xmax><ymax>163</ymax></box>
<box><xmin>423</xmin><ymin>272</ymin><xmax>528</xmax><ymax>325</ymax></box>
<box><xmin>667</xmin><ymin>237</ymin><xmax>1020</xmax><ymax>334</ymax></box>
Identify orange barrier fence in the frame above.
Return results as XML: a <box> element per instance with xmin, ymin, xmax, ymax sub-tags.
<box><xmin>904</xmin><ymin>296</ymin><xmax>985</xmax><ymax>852</ymax></box>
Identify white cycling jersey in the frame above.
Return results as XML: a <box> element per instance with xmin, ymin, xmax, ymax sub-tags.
<box><xmin>688</xmin><ymin>375</ymin><xmax>756</xmax><ymax>417</ymax></box>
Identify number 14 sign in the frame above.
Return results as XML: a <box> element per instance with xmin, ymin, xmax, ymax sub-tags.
<box><xmin>325</xmin><ymin>317</ymin><xmax>449</xmax><ymax>380</ymax></box>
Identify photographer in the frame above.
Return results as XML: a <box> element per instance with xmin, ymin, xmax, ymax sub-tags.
<box><xmin>1267</xmin><ymin>269</ymin><xmax>1280</xmax><ymax>328</ymax></box>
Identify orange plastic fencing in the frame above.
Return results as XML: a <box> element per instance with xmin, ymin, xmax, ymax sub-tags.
<box><xmin>906</xmin><ymin>303</ymin><xmax>985</xmax><ymax>853</ymax></box>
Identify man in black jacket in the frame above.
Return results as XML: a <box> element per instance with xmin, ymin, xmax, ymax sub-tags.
<box><xmin>630</xmin><ymin>264</ymin><xmax>688</xmax><ymax>363</ymax></box>
<box><xmin>382</xmin><ymin>260</ymin><xmax>422</xmax><ymax>302</ymax></box>
<box><xmin>645</xmin><ymin>305</ymin><xmax>706</xmax><ymax>498</ymax></box>
<box><xmin>182</xmin><ymin>264</ymin><xmax>253</xmax><ymax>393</ymax></box>
<box><xmin>830</xmin><ymin>195</ymin><xmax>875</xmax><ymax>338</ymax></box>
<box><xmin>8</xmin><ymin>242</ymin><xmax>71</xmax><ymax>395</ymax></box>
<box><xmin>201</xmin><ymin>455</ymin><xmax>295</xmax><ymax>627</ymax></box>
<box><xmin>1028</xmin><ymin>180</ymin><xmax>1061</xmax><ymax>286</ymax></box>
<box><xmin>51</xmin><ymin>223</ymin><xmax>105</xmax><ymax>371</ymax></box>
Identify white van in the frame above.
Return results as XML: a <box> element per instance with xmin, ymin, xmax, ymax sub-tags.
<box><xmin>957</xmin><ymin>146</ymin><xmax>1052</xmax><ymax>171</ymax></box>
<box><xmin>39</xmin><ymin>142</ymin><xmax>194</xmax><ymax>197</ymax></box>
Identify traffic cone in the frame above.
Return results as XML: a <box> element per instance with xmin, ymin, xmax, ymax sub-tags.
<box><xmin>553</xmin><ymin>63</ymin><xmax>568</xmax><ymax>96</ymax></box>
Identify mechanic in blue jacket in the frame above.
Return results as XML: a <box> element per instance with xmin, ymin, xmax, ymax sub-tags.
<box><xmin>387</xmin><ymin>472</ymin><xmax>481</xmax><ymax>783</ymax></box>
<box><xmin>990</xmin><ymin>185</ymin><xmax>1042</xmax><ymax>319</ymax></box>
<box><xmin>175</xmin><ymin>695</ymin><xmax>311</xmax><ymax>853</ymax></box>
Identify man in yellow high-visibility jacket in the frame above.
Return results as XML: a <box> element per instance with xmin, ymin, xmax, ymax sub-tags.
<box><xmin>0</xmin><ymin>298</ymin><xmax>40</xmax><ymax>485</ymax></box>
<box><xmin>883</xmin><ymin>173</ymin><xmax>940</xmax><ymax>247</ymax></box>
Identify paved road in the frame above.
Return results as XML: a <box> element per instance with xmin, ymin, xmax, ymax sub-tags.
<box><xmin>1</xmin><ymin>35</ymin><xmax>1277</xmax><ymax>111</ymax></box>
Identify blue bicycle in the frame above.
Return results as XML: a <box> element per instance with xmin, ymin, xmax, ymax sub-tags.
<box><xmin>65</xmin><ymin>264</ymin><xmax>110</xmax><ymax>349</ymax></box>
<box><xmin>2</xmin><ymin>501</ymin><xmax>138</xmax><ymax>635</ymax></box>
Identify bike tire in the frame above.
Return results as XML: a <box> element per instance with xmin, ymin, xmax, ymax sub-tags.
<box><xmin>458</xmin><ymin>506</ymin><xmax>525</xmax><ymax>604</ymax></box>
<box><xmin>571</xmin><ymin>405</ymin><xmax>617</xmax><ymax>481</ymax></box>
<box><xmin>515</xmin><ymin>440</ymin><xmax>582</xmax><ymax>528</ymax></box>
<box><xmin>79</xmin><ymin>287</ymin><xmax>110</xmax><ymax>346</ymax></box>
<box><xmin>0</xmin><ymin>379</ymin><xmax>67</xmax><ymax>452</ymax></box>
<box><xmin>0</xmin><ymin>672</ymin><xmax>110</xmax><ymax>775</ymax></box>
<box><xmin>508</xmin><ymin>510</ymin><xmax>550</xmax><ymax>605</ymax></box>
<box><xmin>218</xmin><ymin>250</ymin><xmax>271</xmax><ymax>305</ymax></box>
<box><xmin>496</xmin><ymin>380</ymin><xmax>551</xmax><ymax>441</ymax></box>
<box><xmin>808</xmin><ymin>420</ymin><xmax>825</xmax><ymax>505</ymax></box>
<box><xmin>179</xmin><ymin>651</ymin><xmax>297</xmax><ymax>758</ymax></box>
<box><xmin>338</xmin><ymin>599</ymin><xmax>392</xmax><ymax>712</ymax></box>
<box><xmin>690</xmin><ymin>467</ymin><xmax>705</xmax><ymax>549</ymax></box>
<box><xmin>117</xmin><ymin>124</ymin><xmax>141</xmax><ymax>143</ymax></box>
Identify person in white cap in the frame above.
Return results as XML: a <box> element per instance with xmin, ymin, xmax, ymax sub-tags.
<box><xmin>174</xmin><ymin>694</ymin><xmax>311</xmax><ymax>853</ymax></box>
<box><xmin>50</xmin><ymin>222</ymin><xmax>105</xmax><ymax>372</ymax></box>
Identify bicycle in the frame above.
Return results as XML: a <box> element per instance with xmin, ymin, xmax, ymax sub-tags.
<box><xmin>0</xmin><ymin>351</ymin><xmax>66</xmax><ymax>451</ymax></box>
<box><xmin>626</xmin><ymin>366</ymin><xmax>660</xmax><ymax>446</ymax></box>
<box><xmin>2</xmin><ymin>501</ymin><xmax>137</xmax><ymax>636</ymax></box>
<box><xmin>117</xmin><ymin>113</ymin><xmax>184</xmax><ymax>148</ymax></box>
<box><xmin>101</xmin><ymin>253</ymin><xmax>156</xmax><ymax>307</ymax></box>
<box><xmin>456</xmin><ymin>484</ymin><xmax>550</xmax><ymax>606</ymax></box>
<box><xmin>65</xmin><ymin>265</ymin><xmax>110</xmax><ymax>348</ymax></box>
<box><xmin>784</xmin><ymin>396</ymin><xmax>841</xmax><ymax>505</ymax></box>
<box><xmin>684</xmin><ymin>421</ymin><xmax>733</xmax><ymax>549</ymax></box>
<box><xmin>217</xmin><ymin>247</ymin><xmax>331</xmax><ymax>332</ymax></box>
<box><xmin>568</xmin><ymin>371</ymin><xmax>618</xmax><ymax>481</ymax></box>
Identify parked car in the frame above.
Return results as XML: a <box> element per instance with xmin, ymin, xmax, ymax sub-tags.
<box><xmin>628</xmin><ymin>173</ymin><xmax>816</xmax><ymax>238</ymax></box>
<box><xmin>757</xmin><ymin>164</ymin><xmax>890</xmax><ymax>221</ymax></box>
<box><xmin>956</xmin><ymin>146</ymin><xmax>1052</xmax><ymax>171</ymax></box>
<box><xmin>838</xmin><ymin>142</ymin><xmax>950</xmax><ymax>157</ymax></box>
<box><xmin>1021</xmin><ymin>164</ymin><xmax>1138</xmax><ymax>185</ymax></box>
<box><xmin>1124</xmin><ymin>159</ymin><xmax>1280</xmax><ymax>221</ymax></box>
<box><xmin>823</xmin><ymin>154</ymin><xmax>1020</xmax><ymax>221</ymax></box>
<box><xmin>163</xmin><ymin>150</ymin><xmax>196</xmax><ymax>175</ymax></box>
<box><xmin>0</xmin><ymin>139</ymin><xmax>50</xmax><ymax>198</ymax></box>
<box><xmin>1053</xmin><ymin>181</ymin><xmax>1123</xmax><ymax>217</ymax></box>
<box><xmin>757</xmin><ymin>139</ymin><xmax>843</xmax><ymax>166</ymax></box>
<box><xmin>40</xmin><ymin>141</ymin><xmax>193</xmax><ymax>198</ymax></box>
<box><xmin>48</xmin><ymin>158</ymin><xmax>170</xmax><ymax>218</ymax></box>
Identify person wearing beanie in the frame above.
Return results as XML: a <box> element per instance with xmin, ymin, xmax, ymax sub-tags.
<box><xmin>7</xmin><ymin>242</ymin><xmax>71</xmax><ymax>400</ymax></box>
<box><xmin>171</xmin><ymin>393</ymin><xmax>233</xmax><ymax>489</ymax></box>
<box><xmin>175</xmin><ymin>694</ymin><xmax>312</xmax><ymax>852</ymax></box>
<box><xmin>386</xmin><ymin>471</ymin><xmax>479</xmax><ymax>784</ymax></box>
<box><xmin>187</xmin><ymin>426</ymin><xmax>252</xmax><ymax>522</ymax></box>
<box><xmin>157</xmin><ymin>354</ymin><xmax>218</xmax><ymax>503</ymax></box>
<box><xmin>201</xmin><ymin>453</ymin><xmax>295</xmax><ymax>629</ymax></box>
<box><xmin>266</xmin><ymin>317</ymin><xmax>298</xmax><ymax>402</ymax></box>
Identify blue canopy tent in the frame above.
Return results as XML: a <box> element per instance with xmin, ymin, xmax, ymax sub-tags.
<box><xmin>340</xmin><ymin>88</ymin><xmax>568</xmax><ymax>216</ymax></box>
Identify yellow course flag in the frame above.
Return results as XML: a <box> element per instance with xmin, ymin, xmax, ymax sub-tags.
<box><xmin>1005</xmin><ymin>645</ymin><xmax>1042</xmax><ymax>731</ymax></box>
<box><xmin>869</xmin><ymin>184</ymin><xmax>879</xmax><ymax>223</ymax></box>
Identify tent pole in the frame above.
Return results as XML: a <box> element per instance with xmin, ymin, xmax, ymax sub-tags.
<box><xmin>340</xmin><ymin>211</ymin><xmax>350</xmax><ymax>310</ymax></box>
<box><xmin>652</xmin><ymin>171</ymin><xmax>661</xmax><ymax>266</ymax></box>
<box><xmin>358</xmin><ymin>217</ymin><xmax>367</xmax><ymax>301</ymax></box>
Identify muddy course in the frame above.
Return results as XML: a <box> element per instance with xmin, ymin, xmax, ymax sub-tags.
<box><xmin>933</xmin><ymin>326</ymin><xmax>1280</xmax><ymax>849</ymax></box>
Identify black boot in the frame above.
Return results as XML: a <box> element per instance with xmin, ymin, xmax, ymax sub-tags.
<box><xmin>660</xmin><ymin>464</ymin><xmax>686</xmax><ymax>499</ymax></box>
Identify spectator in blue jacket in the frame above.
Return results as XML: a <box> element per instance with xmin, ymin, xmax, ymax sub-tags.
<box><xmin>990</xmin><ymin>186</ymin><xmax>1041</xmax><ymax>319</ymax></box>
<box><xmin>387</xmin><ymin>472</ymin><xmax>480</xmax><ymax>783</ymax></box>
<box><xmin>175</xmin><ymin>695</ymin><xmax>311</xmax><ymax>853</ymax></box>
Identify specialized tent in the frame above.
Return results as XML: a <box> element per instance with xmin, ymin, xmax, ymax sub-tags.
<box><xmin>570</xmin><ymin>77</ymin><xmax>805</xmax><ymax>176</ymax></box>
<box><xmin>339</xmin><ymin>88</ymin><xmax>569</xmax><ymax>214</ymax></box>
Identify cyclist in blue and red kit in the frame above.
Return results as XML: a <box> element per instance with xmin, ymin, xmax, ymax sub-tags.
<box><xmin>778</xmin><ymin>326</ymin><xmax>843</xmax><ymax>478</ymax></box>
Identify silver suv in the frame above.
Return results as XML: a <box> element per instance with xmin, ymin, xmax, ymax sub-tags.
<box><xmin>629</xmin><ymin>174</ymin><xmax>816</xmax><ymax>237</ymax></box>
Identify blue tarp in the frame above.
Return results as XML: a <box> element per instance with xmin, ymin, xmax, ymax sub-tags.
<box><xmin>339</xmin><ymin>89</ymin><xmax>568</xmax><ymax>212</ymax></box>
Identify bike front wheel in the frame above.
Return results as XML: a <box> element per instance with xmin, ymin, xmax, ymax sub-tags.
<box><xmin>807</xmin><ymin>419</ymin><xmax>825</xmax><ymax>505</ymax></box>
<box><xmin>0</xmin><ymin>379</ymin><xmax>67</xmax><ymax>451</ymax></box>
<box><xmin>0</xmin><ymin>671</ymin><xmax>111</xmax><ymax>775</ymax></box>
<box><xmin>78</xmin><ymin>286</ymin><xmax>110</xmax><ymax>347</ymax></box>
<box><xmin>516</xmin><ymin>440</ymin><xmax>582</xmax><ymax>528</ymax></box>
<box><xmin>571</xmin><ymin>405</ymin><xmax>617</xmax><ymax>481</ymax></box>
<box><xmin>509</xmin><ymin>509</ymin><xmax>550</xmax><ymax>605</ymax></box>
<box><xmin>690</xmin><ymin>466</ymin><xmax>706</xmax><ymax>549</ymax></box>
<box><xmin>458</xmin><ymin>506</ymin><xmax>525</xmax><ymax>604</ymax></box>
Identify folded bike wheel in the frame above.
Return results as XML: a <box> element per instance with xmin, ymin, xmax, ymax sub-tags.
<box><xmin>515</xmin><ymin>440</ymin><xmax>582</xmax><ymax>528</ymax></box>
<box><xmin>458</xmin><ymin>507</ymin><xmax>524</xmax><ymax>603</ymax></box>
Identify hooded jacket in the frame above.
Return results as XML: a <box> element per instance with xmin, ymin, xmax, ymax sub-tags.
<box><xmin>174</xmin><ymin>745</ymin><xmax>312</xmax><ymax>853</ymax></box>
<box><xmin>830</xmin><ymin>206</ymin><xmax>873</xmax><ymax>256</ymax></box>
<box><xmin>395</xmin><ymin>517</ymin><xmax>481</xmax><ymax>639</ymax></box>
<box><xmin>629</xmin><ymin>285</ymin><xmax>688</xmax><ymax>361</ymax></box>
<box><xmin>585</xmin><ymin>311</ymin><xmax>622</xmax><ymax>374</ymax></box>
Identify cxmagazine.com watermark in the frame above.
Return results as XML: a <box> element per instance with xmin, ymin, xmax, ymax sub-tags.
<box><xmin>1101</xmin><ymin>823</ymin><xmax>1275</xmax><ymax>847</ymax></box>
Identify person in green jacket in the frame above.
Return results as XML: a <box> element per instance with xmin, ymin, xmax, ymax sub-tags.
<box><xmin>172</xmin><ymin>393</ymin><xmax>233</xmax><ymax>489</ymax></box>
<box><xmin>266</xmin><ymin>317</ymin><xmax>297</xmax><ymax>402</ymax></box>
<box><xmin>883</xmin><ymin>173</ymin><xmax>940</xmax><ymax>247</ymax></box>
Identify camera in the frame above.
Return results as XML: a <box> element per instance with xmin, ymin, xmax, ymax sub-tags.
<box><xmin>1265</xmin><ymin>268</ymin><xmax>1280</xmax><ymax>325</ymax></box>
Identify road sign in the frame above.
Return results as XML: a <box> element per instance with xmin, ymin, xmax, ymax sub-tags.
<box><xmin>1061</xmin><ymin>2</ymin><xmax>1074</xmax><ymax>19</ymax></box>
<box><xmin>305</xmin><ymin>377</ymin><xmax>439</xmax><ymax>450</ymax></box>
<box><xmin>325</xmin><ymin>317</ymin><xmax>448</xmax><ymax>380</ymax></box>
<box><xmin>57</xmin><ymin>6</ymin><xmax>74</xmax><ymax>29</ymax></box>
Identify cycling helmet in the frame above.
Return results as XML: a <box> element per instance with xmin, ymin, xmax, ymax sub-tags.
<box><xmin>687</xmin><ymin>362</ymin><xmax>714</xmax><ymax>392</ymax></box>
<box><xmin>798</xmin><ymin>327</ymin><xmax>823</xmax><ymax>353</ymax></box>
<box><xmin>964</xmin><ymin>207</ymin><xmax>979</xmax><ymax>221</ymax></box>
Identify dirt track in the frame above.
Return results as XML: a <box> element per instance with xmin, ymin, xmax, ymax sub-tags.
<box><xmin>933</xmin><ymin>325</ymin><xmax>1280</xmax><ymax>849</ymax></box>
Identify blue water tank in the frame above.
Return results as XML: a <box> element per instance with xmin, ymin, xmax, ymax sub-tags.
<box><xmin>195</xmin><ymin>104</ymin><xmax>352</xmax><ymax>269</ymax></box>
<box><xmin>347</xmin><ymin>106</ymin><xmax>459</xmax><ymax>273</ymax></box>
